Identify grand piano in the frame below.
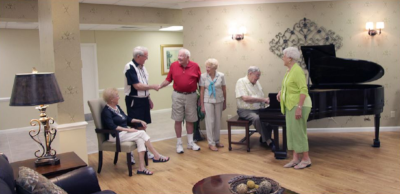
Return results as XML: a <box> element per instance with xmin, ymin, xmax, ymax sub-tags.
<box><xmin>260</xmin><ymin>44</ymin><xmax>385</xmax><ymax>159</ymax></box>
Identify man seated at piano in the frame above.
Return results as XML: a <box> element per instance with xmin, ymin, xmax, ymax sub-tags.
<box><xmin>277</xmin><ymin>47</ymin><xmax>312</xmax><ymax>169</ymax></box>
<box><xmin>235</xmin><ymin>66</ymin><xmax>275</xmax><ymax>151</ymax></box>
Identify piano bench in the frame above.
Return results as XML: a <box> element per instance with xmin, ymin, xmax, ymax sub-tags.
<box><xmin>227</xmin><ymin>115</ymin><xmax>256</xmax><ymax>152</ymax></box>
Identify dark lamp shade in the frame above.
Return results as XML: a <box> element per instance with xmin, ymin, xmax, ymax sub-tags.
<box><xmin>9</xmin><ymin>73</ymin><xmax>64</xmax><ymax>106</ymax></box>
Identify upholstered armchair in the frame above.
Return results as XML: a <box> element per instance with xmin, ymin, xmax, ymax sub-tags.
<box><xmin>87</xmin><ymin>99</ymin><xmax>148</xmax><ymax>177</ymax></box>
<box><xmin>0</xmin><ymin>153</ymin><xmax>115</xmax><ymax>194</ymax></box>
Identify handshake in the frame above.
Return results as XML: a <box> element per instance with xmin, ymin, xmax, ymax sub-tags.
<box><xmin>150</xmin><ymin>84</ymin><xmax>162</xmax><ymax>91</ymax></box>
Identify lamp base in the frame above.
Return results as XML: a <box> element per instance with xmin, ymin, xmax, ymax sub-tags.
<box><xmin>35</xmin><ymin>156</ymin><xmax>60</xmax><ymax>167</ymax></box>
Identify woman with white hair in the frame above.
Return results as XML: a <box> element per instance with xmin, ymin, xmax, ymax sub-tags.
<box><xmin>200</xmin><ymin>58</ymin><xmax>227</xmax><ymax>151</ymax></box>
<box><xmin>277</xmin><ymin>47</ymin><xmax>312</xmax><ymax>169</ymax></box>
<box><xmin>101</xmin><ymin>88</ymin><xmax>169</xmax><ymax>175</ymax></box>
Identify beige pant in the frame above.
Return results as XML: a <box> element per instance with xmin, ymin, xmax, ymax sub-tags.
<box><xmin>171</xmin><ymin>91</ymin><xmax>198</xmax><ymax>122</ymax></box>
<box><xmin>108</xmin><ymin>130</ymin><xmax>150</xmax><ymax>152</ymax></box>
<box><xmin>204</xmin><ymin>102</ymin><xmax>223</xmax><ymax>146</ymax></box>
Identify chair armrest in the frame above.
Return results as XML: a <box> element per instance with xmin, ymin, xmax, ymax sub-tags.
<box><xmin>95</xmin><ymin>129</ymin><xmax>122</xmax><ymax>152</ymax></box>
<box><xmin>50</xmin><ymin>167</ymin><xmax>110</xmax><ymax>194</ymax></box>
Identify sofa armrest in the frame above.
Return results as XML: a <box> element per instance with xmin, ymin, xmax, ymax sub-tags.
<box><xmin>50</xmin><ymin>167</ymin><xmax>111</xmax><ymax>194</ymax></box>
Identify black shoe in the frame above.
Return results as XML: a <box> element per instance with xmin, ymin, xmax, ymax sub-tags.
<box><xmin>268</xmin><ymin>139</ymin><xmax>276</xmax><ymax>152</ymax></box>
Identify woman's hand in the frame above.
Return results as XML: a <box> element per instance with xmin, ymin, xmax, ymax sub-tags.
<box><xmin>140</xmin><ymin>121</ymin><xmax>147</xmax><ymax>130</ymax></box>
<box><xmin>277</xmin><ymin>91</ymin><xmax>281</xmax><ymax>102</ymax></box>
<box><xmin>201</xmin><ymin>106</ymin><xmax>205</xmax><ymax>114</ymax></box>
<box><xmin>295</xmin><ymin>107</ymin><xmax>302</xmax><ymax>120</ymax></box>
<box><xmin>223</xmin><ymin>101</ymin><xmax>227</xmax><ymax>111</ymax></box>
<box><xmin>128</xmin><ymin>128</ymin><xmax>138</xmax><ymax>133</ymax></box>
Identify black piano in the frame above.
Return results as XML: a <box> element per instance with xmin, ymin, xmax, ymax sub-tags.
<box><xmin>260</xmin><ymin>44</ymin><xmax>385</xmax><ymax>159</ymax></box>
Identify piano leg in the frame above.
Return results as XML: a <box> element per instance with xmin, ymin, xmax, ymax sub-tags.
<box><xmin>372</xmin><ymin>114</ymin><xmax>381</xmax><ymax>147</ymax></box>
<box><xmin>274</xmin><ymin>126</ymin><xmax>287</xmax><ymax>159</ymax></box>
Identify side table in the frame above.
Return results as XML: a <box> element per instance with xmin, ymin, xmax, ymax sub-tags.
<box><xmin>10</xmin><ymin>152</ymin><xmax>87</xmax><ymax>179</ymax></box>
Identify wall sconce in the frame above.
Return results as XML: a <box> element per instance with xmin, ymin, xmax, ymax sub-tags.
<box><xmin>229</xmin><ymin>26</ymin><xmax>247</xmax><ymax>40</ymax></box>
<box><xmin>366</xmin><ymin>22</ymin><xmax>384</xmax><ymax>36</ymax></box>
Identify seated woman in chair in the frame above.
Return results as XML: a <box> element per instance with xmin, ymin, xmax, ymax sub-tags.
<box><xmin>101</xmin><ymin>88</ymin><xmax>169</xmax><ymax>175</ymax></box>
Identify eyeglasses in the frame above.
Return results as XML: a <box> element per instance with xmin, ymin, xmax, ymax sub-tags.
<box><xmin>140</xmin><ymin>55</ymin><xmax>148</xmax><ymax>59</ymax></box>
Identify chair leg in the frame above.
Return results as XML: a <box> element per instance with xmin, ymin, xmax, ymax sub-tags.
<box><xmin>114</xmin><ymin>152</ymin><xmax>118</xmax><ymax>164</ymax></box>
<box><xmin>98</xmin><ymin>151</ymin><xmax>103</xmax><ymax>173</ymax></box>
<box><xmin>126</xmin><ymin>152</ymin><xmax>132</xmax><ymax>176</ymax></box>
<box><xmin>145</xmin><ymin>151</ymin><xmax>148</xmax><ymax>166</ymax></box>
<box><xmin>228</xmin><ymin>124</ymin><xmax>232</xmax><ymax>151</ymax></box>
<box><xmin>246</xmin><ymin>125</ymin><xmax>250</xmax><ymax>152</ymax></box>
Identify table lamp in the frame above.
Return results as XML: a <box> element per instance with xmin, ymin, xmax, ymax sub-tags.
<box><xmin>9</xmin><ymin>68</ymin><xmax>64</xmax><ymax>166</ymax></box>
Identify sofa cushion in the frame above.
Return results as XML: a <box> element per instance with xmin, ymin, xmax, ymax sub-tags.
<box><xmin>15</xmin><ymin>166</ymin><xmax>67</xmax><ymax>194</ymax></box>
<box><xmin>0</xmin><ymin>154</ymin><xmax>16</xmax><ymax>194</ymax></box>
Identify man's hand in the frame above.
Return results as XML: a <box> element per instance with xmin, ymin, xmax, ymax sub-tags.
<box><xmin>150</xmin><ymin>85</ymin><xmax>159</xmax><ymax>91</ymax></box>
<box><xmin>149</xmin><ymin>99</ymin><xmax>154</xmax><ymax>109</ymax></box>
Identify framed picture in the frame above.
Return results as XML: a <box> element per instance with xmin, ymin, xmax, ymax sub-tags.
<box><xmin>160</xmin><ymin>44</ymin><xmax>183</xmax><ymax>75</ymax></box>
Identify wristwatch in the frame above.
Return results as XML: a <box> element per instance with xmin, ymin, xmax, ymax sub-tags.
<box><xmin>297</xmin><ymin>105</ymin><xmax>302</xmax><ymax>109</ymax></box>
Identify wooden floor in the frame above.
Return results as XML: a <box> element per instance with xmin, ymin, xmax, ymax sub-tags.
<box><xmin>88</xmin><ymin>131</ymin><xmax>400</xmax><ymax>194</ymax></box>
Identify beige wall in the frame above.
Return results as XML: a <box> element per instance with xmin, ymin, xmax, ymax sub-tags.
<box><xmin>81</xmin><ymin>30</ymin><xmax>182</xmax><ymax>112</ymax></box>
<box><xmin>0</xmin><ymin>29</ymin><xmax>58</xmax><ymax>130</ymax></box>
<box><xmin>0</xmin><ymin>29</ymin><xmax>182</xmax><ymax>130</ymax></box>
<box><xmin>182</xmin><ymin>0</ymin><xmax>400</xmax><ymax>129</ymax></box>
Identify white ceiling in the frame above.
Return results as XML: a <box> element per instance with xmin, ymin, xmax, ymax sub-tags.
<box><xmin>0</xmin><ymin>0</ymin><xmax>333</xmax><ymax>30</ymax></box>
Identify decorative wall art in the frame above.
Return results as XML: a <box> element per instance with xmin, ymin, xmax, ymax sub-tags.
<box><xmin>160</xmin><ymin>44</ymin><xmax>183</xmax><ymax>75</ymax></box>
<box><xmin>269</xmin><ymin>18</ymin><xmax>343</xmax><ymax>67</ymax></box>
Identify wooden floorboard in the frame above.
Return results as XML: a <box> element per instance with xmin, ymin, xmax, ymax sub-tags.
<box><xmin>88</xmin><ymin>131</ymin><xmax>400</xmax><ymax>194</ymax></box>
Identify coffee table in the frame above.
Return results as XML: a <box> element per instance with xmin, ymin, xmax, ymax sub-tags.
<box><xmin>192</xmin><ymin>174</ymin><xmax>298</xmax><ymax>194</ymax></box>
<box><xmin>10</xmin><ymin>152</ymin><xmax>87</xmax><ymax>179</ymax></box>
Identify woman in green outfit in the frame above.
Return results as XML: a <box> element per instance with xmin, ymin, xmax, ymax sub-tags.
<box><xmin>277</xmin><ymin>47</ymin><xmax>312</xmax><ymax>169</ymax></box>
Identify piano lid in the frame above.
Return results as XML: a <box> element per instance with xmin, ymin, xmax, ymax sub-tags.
<box><xmin>301</xmin><ymin>44</ymin><xmax>384</xmax><ymax>86</ymax></box>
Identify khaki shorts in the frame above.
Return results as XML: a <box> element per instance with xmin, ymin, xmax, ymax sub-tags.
<box><xmin>171</xmin><ymin>91</ymin><xmax>198</xmax><ymax>122</ymax></box>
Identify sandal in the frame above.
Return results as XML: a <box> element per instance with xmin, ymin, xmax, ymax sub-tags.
<box><xmin>137</xmin><ymin>168</ymin><xmax>153</xmax><ymax>175</ymax></box>
<box><xmin>153</xmin><ymin>155</ymin><xmax>170</xmax><ymax>163</ymax></box>
<box><xmin>294</xmin><ymin>161</ymin><xmax>312</xmax><ymax>169</ymax></box>
<box><xmin>209</xmin><ymin>145</ymin><xmax>218</xmax><ymax>151</ymax></box>
<box><xmin>283</xmin><ymin>159</ymin><xmax>301</xmax><ymax>168</ymax></box>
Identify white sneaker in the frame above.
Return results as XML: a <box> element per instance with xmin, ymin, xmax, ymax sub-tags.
<box><xmin>176</xmin><ymin>143</ymin><xmax>184</xmax><ymax>154</ymax></box>
<box><xmin>147</xmin><ymin>151</ymin><xmax>154</xmax><ymax>159</ymax></box>
<box><xmin>188</xmin><ymin>142</ymin><xmax>201</xmax><ymax>151</ymax></box>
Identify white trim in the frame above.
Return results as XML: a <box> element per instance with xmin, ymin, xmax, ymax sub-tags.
<box><xmin>218</xmin><ymin>126</ymin><xmax>400</xmax><ymax>135</ymax></box>
<box><xmin>56</xmin><ymin>121</ymin><xmax>88</xmax><ymax>131</ymax></box>
<box><xmin>0</xmin><ymin>124</ymin><xmax>41</xmax><ymax>135</ymax></box>
<box><xmin>98</xmin><ymin>87</ymin><xmax>124</xmax><ymax>93</ymax></box>
<box><xmin>0</xmin><ymin>97</ymin><xmax>10</xmax><ymax>102</ymax></box>
<box><xmin>98</xmin><ymin>84</ymin><xmax>172</xmax><ymax>93</ymax></box>
<box><xmin>151</xmin><ymin>108</ymin><xmax>171</xmax><ymax>114</ymax></box>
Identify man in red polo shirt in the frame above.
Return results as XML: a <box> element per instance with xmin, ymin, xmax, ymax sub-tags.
<box><xmin>159</xmin><ymin>48</ymin><xmax>201</xmax><ymax>153</ymax></box>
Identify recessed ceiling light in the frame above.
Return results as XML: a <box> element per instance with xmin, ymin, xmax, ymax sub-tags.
<box><xmin>159</xmin><ymin>26</ymin><xmax>183</xmax><ymax>31</ymax></box>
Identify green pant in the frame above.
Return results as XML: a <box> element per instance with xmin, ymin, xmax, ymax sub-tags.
<box><xmin>285</xmin><ymin>107</ymin><xmax>311</xmax><ymax>153</ymax></box>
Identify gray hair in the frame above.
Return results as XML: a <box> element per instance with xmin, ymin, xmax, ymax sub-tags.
<box><xmin>179</xmin><ymin>48</ymin><xmax>191</xmax><ymax>58</ymax></box>
<box><xmin>133</xmin><ymin>46</ymin><xmax>148</xmax><ymax>58</ymax></box>
<box><xmin>247</xmin><ymin>66</ymin><xmax>260</xmax><ymax>74</ymax></box>
<box><xmin>205</xmin><ymin>58</ymin><xmax>219</xmax><ymax>69</ymax></box>
<box><xmin>283</xmin><ymin>47</ymin><xmax>301</xmax><ymax>60</ymax></box>
<box><xmin>103</xmin><ymin>88</ymin><xmax>118</xmax><ymax>103</ymax></box>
